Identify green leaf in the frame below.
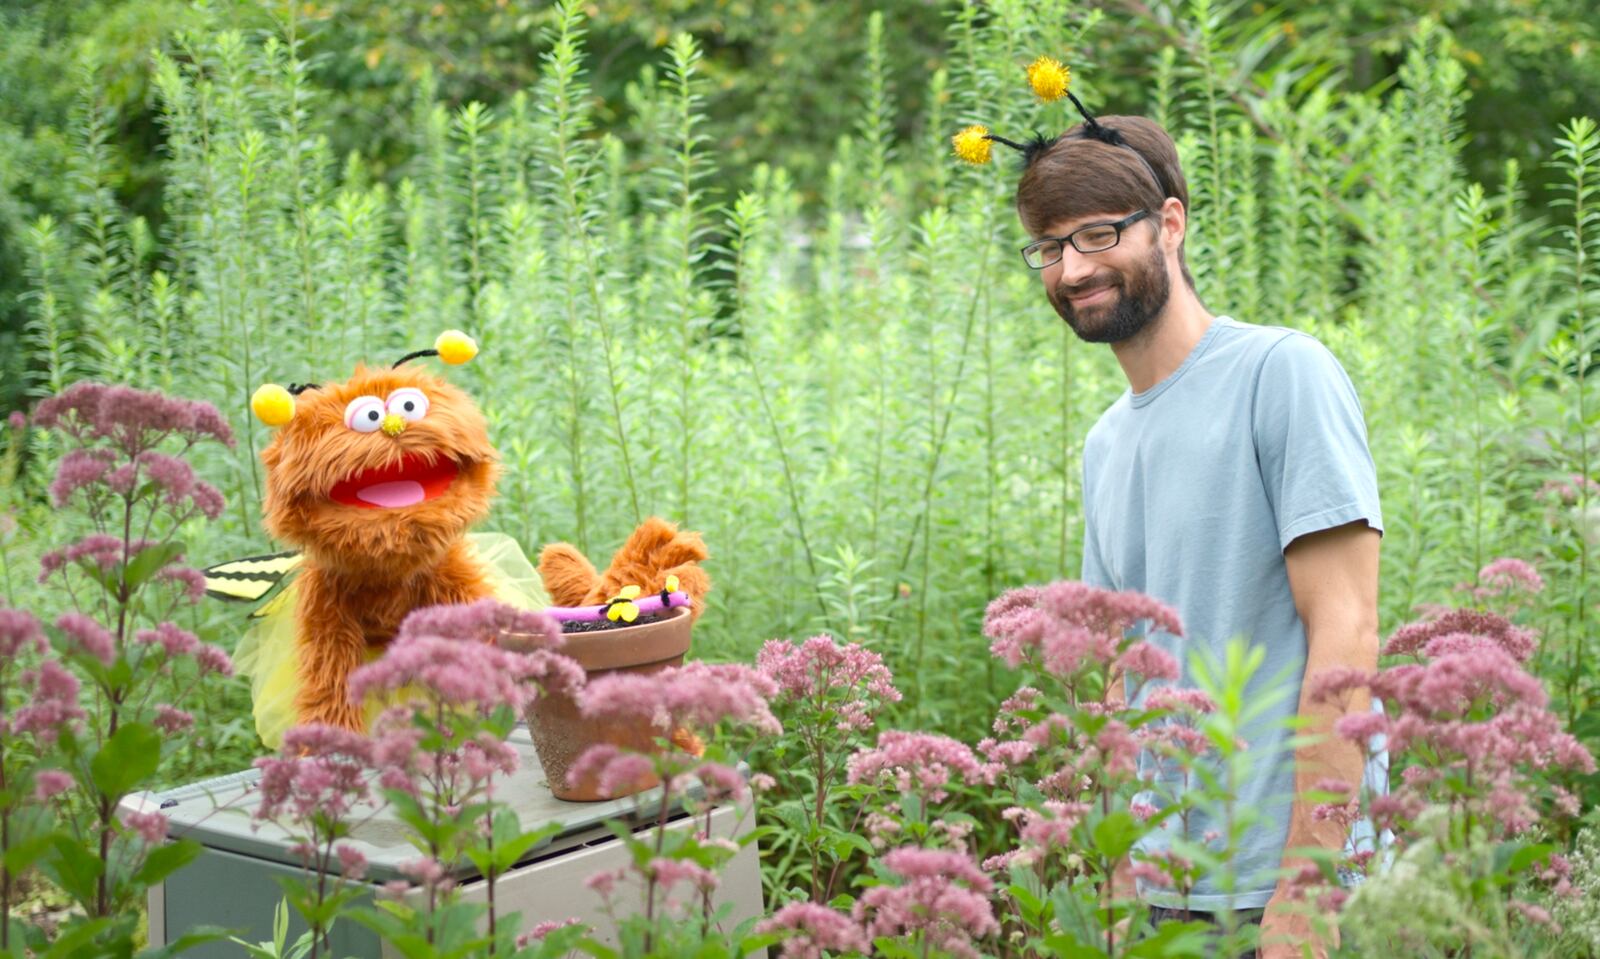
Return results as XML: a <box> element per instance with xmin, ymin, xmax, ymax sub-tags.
<box><xmin>124</xmin><ymin>541</ymin><xmax>185</xmax><ymax>591</ymax></box>
<box><xmin>90</xmin><ymin>722</ymin><xmax>163</xmax><ymax>798</ymax></box>
<box><xmin>1090</xmin><ymin>810</ymin><xmax>1142</xmax><ymax>861</ymax></box>
<box><xmin>136</xmin><ymin>925</ymin><xmax>232</xmax><ymax>959</ymax></box>
<box><xmin>42</xmin><ymin>834</ymin><xmax>104</xmax><ymax>907</ymax></box>
<box><xmin>132</xmin><ymin>838</ymin><xmax>201</xmax><ymax>887</ymax></box>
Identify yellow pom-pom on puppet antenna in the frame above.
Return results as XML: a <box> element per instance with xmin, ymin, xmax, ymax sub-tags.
<box><xmin>1027</xmin><ymin>56</ymin><xmax>1070</xmax><ymax>103</ymax></box>
<box><xmin>952</xmin><ymin>125</ymin><xmax>994</xmax><ymax>165</ymax></box>
<box><xmin>435</xmin><ymin>330</ymin><xmax>478</xmax><ymax>365</ymax></box>
<box><xmin>251</xmin><ymin>384</ymin><xmax>295</xmax><ymax>427</ymax></box>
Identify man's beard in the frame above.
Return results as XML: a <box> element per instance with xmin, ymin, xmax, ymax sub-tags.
<box><xmin>1047</xmin><ymin>241</ymin><xmax>1172</xmax><ymax>344</ymax></box>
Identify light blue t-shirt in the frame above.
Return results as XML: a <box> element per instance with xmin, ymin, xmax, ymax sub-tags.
<box><xmin>1080</xmin><ymin>316</ymin><xmax>1385</xmax><ymax>910</ymax></box>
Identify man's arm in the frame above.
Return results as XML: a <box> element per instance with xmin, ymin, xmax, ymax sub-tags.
<box><xmin>1261</xmin><ymin>519</ymin><xmax>1380</xmax><ymax>958</ymax></box>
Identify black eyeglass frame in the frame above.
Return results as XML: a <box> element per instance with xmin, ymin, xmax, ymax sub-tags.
<box><xmin>1020</xmin><ymin>209</ymin><xmax>1152</xmax><ymax>270</ymax></box>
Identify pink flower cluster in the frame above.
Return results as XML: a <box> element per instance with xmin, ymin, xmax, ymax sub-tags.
<box><xmin>846</xmin><ymin>731</ymin><xmax>998</xmax><ymax>803</ymax></box>
<box><xmin>1383</xmin><ymin>607</ymin><xmax>1537</xmax><ymax>662</ymax></box>
<box><xmin>757</xmin><ymin>635</ymin><xmax>902</xmax><ymax>732</ymax></box>
<box><xmin>1313</xmin><ymin>609</ymin><xmax>1595</xmax><ymax>838</ymax></box>
<box><xmin>983</xmin><ymin>581</ymin><xmax>1183</xmax><ymax>680</ymax></box>
<box><xmin>756</xmin><ymin>902</ymin><xmax>870</xmax><ymax>959</ymax></box>
<box><xmin>31</xmin><ymin>382</ymin><xmax>233</xmax><ymax>457</ymax></box>
<box><xmin>6</xmin><ymin>659</ymin><xmax>85</xmax><ymax>744</ymax></box>
<box><xmin>578</xmin><ymin>661</ymin><xmax>781</xmax><ymax>736</ymax></box>
<box><xmin>349</xmin><ymin>627</ymin><xmax>581</xmax><ymax>715</ymax></box>
<box><xmin>254</xmin><ymin>724</ymin><xmax>377</xmax><ymax>829</ymax></box>
<box><xmin>854</xmin><ymin>847</ymin><xmax>997</xmax><ymax>959</ymax></box>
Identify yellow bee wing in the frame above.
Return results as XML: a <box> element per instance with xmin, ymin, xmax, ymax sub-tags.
<box><xmin>202</xmin><ymin>551</ymin><xmax>303</xmax><ymax>605</ymax></box>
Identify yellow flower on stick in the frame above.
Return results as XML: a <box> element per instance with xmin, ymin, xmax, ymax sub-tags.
<box><xmin>664</xmin><ymin>574</ymin><xmax>680</xmax><ymax>593</ymax></box>
<box><xmin>1026</xmin><ymin>56</ymin><xmax>1070</xmax><ymax>102</ymax></box>
<box><xmin>607</xmin><ymin>584</ymin><xmax>642</xmax><ymax>623</ymax></box>
<box><xmin>952</xmin><ymin>125</ymin><xmax>994</xmax><ymax>165</ymax></box>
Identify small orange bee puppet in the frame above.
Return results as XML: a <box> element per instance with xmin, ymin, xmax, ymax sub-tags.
<box><xmin>226</xmin><ymin>331</ymin><xmax>529</xmax><ymax>745</ymax></box>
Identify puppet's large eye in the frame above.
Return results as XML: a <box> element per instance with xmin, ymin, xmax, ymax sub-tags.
<box><xmin>344</xmin><ymin>395</ymin><xmax>386</xmax><ymax>433</ymax></box>
<box><xmin>386</xmin><ymin>388</ymin><xmax>429</xmax><ymax>422</ymax></box>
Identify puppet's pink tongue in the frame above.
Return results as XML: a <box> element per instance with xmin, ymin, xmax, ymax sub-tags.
<box><xmin>356</xmin><ymin>480</ymin><xmax>425</xmax><ymax>508</ymax></box>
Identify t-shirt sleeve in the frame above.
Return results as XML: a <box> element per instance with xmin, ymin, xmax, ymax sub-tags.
<box><xmin>1250</xmin><ymin>333</ymin><xmax>1384</xmax><ymax>552</ymax></box>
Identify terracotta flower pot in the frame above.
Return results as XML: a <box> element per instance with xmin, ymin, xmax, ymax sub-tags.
<box><xmin>504</xmin><ymin>605</ymin><xmax>693</xmax><ymax>802</ymax></box>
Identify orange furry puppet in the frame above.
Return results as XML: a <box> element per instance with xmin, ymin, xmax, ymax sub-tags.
<box><xmin>248</xmin><ymin>332</ymin><xmax>504</xmax><ymax>732</ymax></box>
<box><xmin>538</xmin><ymin>518</ymin><xmax>712</xmax><ymax>619</ymax></box>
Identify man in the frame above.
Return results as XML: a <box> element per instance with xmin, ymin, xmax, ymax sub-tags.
<box><xmin>1015</xmin><ymin>115</ymin><xmax>1384</xmax><ymax>958</ymax></box>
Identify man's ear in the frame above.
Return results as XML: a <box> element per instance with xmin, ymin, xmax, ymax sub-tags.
<box><xmin>1160</xmin><ymin>196</ymin><xmax>1186</xmax><ymax>252</ymax></box>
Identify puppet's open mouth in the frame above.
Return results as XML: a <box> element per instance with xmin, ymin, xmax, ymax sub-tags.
<box><xmin>328</xmin><ymin>452</ymin><xmax>461</xmax><ymax>509</ymax></box>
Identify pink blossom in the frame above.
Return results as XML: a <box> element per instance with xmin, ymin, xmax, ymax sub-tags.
<box><xmin>0</xmin><ymin>608</ymin><xmax>44</xmax><ymax>658</ymax></box>
<box><xmin>1130</xmin><ymin>800</ymin><xmax>1158</xmax><ymax>821</ymax></box>
<box><xmin>350</xmin><ymin>631</ymin><xmax>582</xmax><ymax>713</ymax></box>
<box><xmin>646</xmin><ymin>857</ymin><xmax>719</xmax><ymax>893</ymax></box>
<box><xmin>854</xmin><ymin>847</ymin><xmax>997</xmax><ymax>959</ymax></box>
<box><xmin>1333</xmin><ymin>712</ymin><xmax>1387</xmax><ymax>742</ymax></box>
<box><xmin>194</xmin><ymin>643</ymin><xmax>234</xmax><ymax>677</ymax></box>
<box><xmin>32</xmin><ymin>382</ymin><xmax>233</xmax><ymax>454</ymax></box>
<box><xmin>1476</xmin><ymin>558</ymin><xmax>1544</xmax><ymax>595</ymax></box>
<box><xmin>757</xmin><ymin>635</ymin><xmax>901</xmax><ymax>731</ymax></box>
<box><xmin>33</xmin><ymin>769</ymin><xmax>74</xmax><ymax>800</ymax></box>
<box><xmin>846</xmin><ymin>731</ymin><xmax>996</xmax><ymax>803</ymax></box>
<box><xmin>400</xmin><ymin>857</ymin><xmax>449</xmax><ymax>889</ymax></box>
<box><xmin>254</xmin><ymin>724</ymin><xmax>376</xmax><ymax>827</ymax></box>
<box><xmin>1013</xmin><ymin>800</ymin><xmax>1090</xmax><ymax>851</ymax></box>
<box><xmin>579</xmin><ymin>661</ymin><xmax>780</xmax><ymax>736</ymax></box>
<box><xmin>983</xmin><ymin>581</ymin><xmax>1182</xmax><ymax>679</ymax></box>
<box><xmin>567</xmin><ymin>744</ymin><xmax>656</xmax><ymax>798</ymax></box>
<box><xmin>1128</xmin><ymin>860</ymin><xmax>1174</xmax><ymax>888</ymax></box>
<box><xmin>47</xmin><ymin>448</ymin><xmax>114</xmax><ymax>506</ymax></box>
<box><xmin>154</xmin><ymin>704</ymin><xmax>195</xmax><ymax>734</ymax></box>
<box><xmin>121</xmin><ymin>809</ymin><xmax>168</xmax><ymax>845</ymax></box>
<box><xmin>337</xmin><ymin>844</ymin><xmax>368</xmax><ymax>882</ymax></box>
<box><xmin>756</xmin><ymin>902</ymin><xmax>870</xmax><ymax>959</ymax></box>
<box><xmin>6</xmin><ymin>411</ymin><xmax>24</xmax><ymax>431</ymax></box>
<box><xmin>1116</xmin><ymin>641</ymin><xmax>1180</xmax><ymax>683</ymax></box>
<box><xmin>993</xmin><ymin>686</ymin><xmax>1041</xmax><ymax>735</ymax></box>
<box><xmin>12</xmin><ymin>661</ymin><xmax>84</xmax><ymax>741</ymax></box>
<box><xmin>517</xmin><ymin>919</ymin><xmax>582</xmax><ymax>947</ymax></box>
<box><xmin>1143</xmin><ymin>686</ymin><xmax>1216</xmax><ymax>714</ymax></box>
<box><xmin>397</xmin><ymin>598</ymin><xmax>564</xmax><ymax>650</ymax></box>
<box><xmin>137</xmin><ymin>622</ymin><xmax>199</xmax><ymax>658</ymax></box>
<box><xmin>750</xmin><ymin>773</ymin><xmax>777</xmax><ymax>792</ymax></box>
<box><xmin>585</xmin><ymin>867</ymin><xmax>626</xmax><ymax>898</ymax></box>
<box><xmin>977</xmin><ymin>737</ymin><xmax>1036</xmax><ymax>767</ymax></box>
<box><xmin>1383</xmin><ymin>608</ymin><xmax>1536</xmax><ymax>663</ymax></box>
<box><xmin>56</xmin><ymin>612</ymin><xmax>115</xmax><ymax>665</ymax></box>
<box><xmin>156</xmin><ymin>566</ymin><xmax>207</xmax><ymax>603</ymax></box>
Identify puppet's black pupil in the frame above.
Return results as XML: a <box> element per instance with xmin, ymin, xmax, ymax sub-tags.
<box><xmin>404</xmin><ymin>401</ymin><xmax>414</xmax><ymax>411</ymax></box>
<box><xmin>367</xmin><ymin>411</ymin><xmax>379</xmax><ymax>421</ymax></box>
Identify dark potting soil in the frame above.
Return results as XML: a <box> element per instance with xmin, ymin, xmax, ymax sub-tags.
<box><xmin>560</xmin><ymin>611</ymin><xmax>667</xmax><ymax>634</ymax></box>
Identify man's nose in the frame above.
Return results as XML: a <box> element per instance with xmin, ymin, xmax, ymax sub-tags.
<box><xmin>1053</xmin><ymin>244</ymin><xmax>1100</xmax><ymax>287</ymax></box>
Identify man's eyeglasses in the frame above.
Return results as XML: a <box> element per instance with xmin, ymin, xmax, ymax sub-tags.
<box><xmin>1020</xmin><ymin>209</ymin><xmax>1151</xmax><ymax>270</ymax></box>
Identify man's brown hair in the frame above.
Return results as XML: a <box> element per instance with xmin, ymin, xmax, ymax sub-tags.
<box><xmin>1014</xmin><ymin>115</ymin><xmax>1194</xmax><ymax>290</ymax></box>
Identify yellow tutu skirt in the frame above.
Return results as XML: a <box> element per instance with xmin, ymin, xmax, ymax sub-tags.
<box><xmin>232</xmin><ymin>532</ymin><xmax>551</xmax><ymax>751</ymax></box>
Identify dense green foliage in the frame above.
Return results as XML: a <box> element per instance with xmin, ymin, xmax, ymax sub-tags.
<box><xmin>2</xmin><ymin>0</ymin><xmax>1598</xmax><ymax>793</ymax></box>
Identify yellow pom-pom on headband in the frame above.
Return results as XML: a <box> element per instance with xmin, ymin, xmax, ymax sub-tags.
<box><xmin>393</xmin><ymin>330</ymin><xmax>478</xmax><ymax>368</ymax></box>
<box><xmin>950</xmin><ymin>54</ymin><xmax>1169</xmax><ymax>200</ymax></box>
<box><xmin>1026</xmin><ymin>56</ymin><xmax>1070</xmax><ymax>103</ymax></box>
<box><xmin>251</xmin><ymin>383</ymin><xmax>295</xmax><ymax>426</ymax></box>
